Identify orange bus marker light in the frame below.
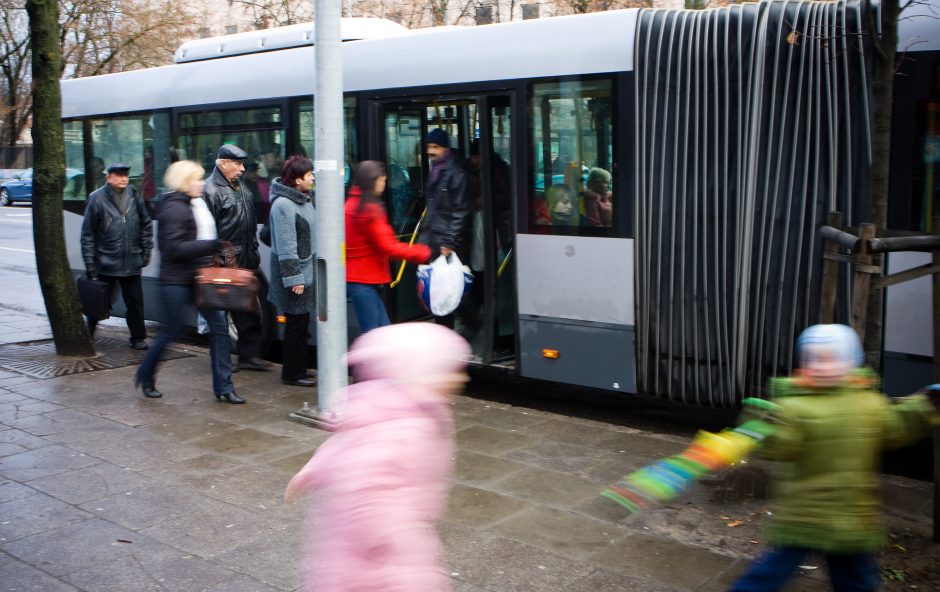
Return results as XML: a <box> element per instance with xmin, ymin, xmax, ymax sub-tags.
<box><xmin>542</xmin><ymin>349</ymin><xmax>559</xmax><ymax>359</ymax></box>
<box><xmin>277</xmin><ymin>315</ymin><xmax>287</xmax><ymax>324</ymax></box>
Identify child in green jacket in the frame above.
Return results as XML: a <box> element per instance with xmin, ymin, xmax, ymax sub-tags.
<box><xmin>730</xmin><ymin>324</ymin><xmax>939</xmax><ymax>592</ymax></box>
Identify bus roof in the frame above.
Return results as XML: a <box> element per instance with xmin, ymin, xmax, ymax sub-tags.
<box><xmin>174</xmin><ymin>18</ymin><xmax>410</xmax><ymax>63</ymax></box>
<box><xmin>61</xmin><ymin>10</ymin><xmax>639</xmax><ymax>118</ymax></box>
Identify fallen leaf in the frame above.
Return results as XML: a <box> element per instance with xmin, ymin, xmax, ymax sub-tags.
<box><xmin>726</xmin><ymin>520</ymin><xmax>745</xmax><ymax>527</ymax></box>
<box><xmin>719</xmin><ymin>515</ymin><xmax>732</xmax><ymax>520</ymax></box>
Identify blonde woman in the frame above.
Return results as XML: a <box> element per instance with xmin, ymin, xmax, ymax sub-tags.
<box><xmin>134</xmin><ymin>160</ymin><xmax>243</xmax><ymax>403</ymax></box>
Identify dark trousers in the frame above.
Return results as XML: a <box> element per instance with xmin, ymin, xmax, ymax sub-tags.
<box><xmin>231</xmin><ymin>269</ymin><xmax>265</xmax><ymax>361</ymax></box>
<box><xmin>88</xmin><ymin>274</ymin><xmax>146</xmax><ymax>341</ymax></box>
<box><xmin>730</xmin><ymin>547</ymin><xmax>879</xmax><ymax>592</ymax></box>
<box><xmin>282</xmin><ymin>313</ymin><xmax>310</xmax><ymax>381</ymax></box>
<box><xmin>136</xmin><ymin>284</ymin><xmax>233</xmax><ymax>395</ymax></box>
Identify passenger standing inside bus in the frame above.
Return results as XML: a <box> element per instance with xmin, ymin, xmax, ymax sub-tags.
<box><xmin>81</xmin><ymin>163</ymin><xmax>153</xmax><ymax>349</ymax></box>
<box><xmin>203</xmin><ymin>144</ymin><xmax>272</xmax><ymax>371</ymax></box>
<box><xmin>346</xmin><ymin>160</ymin><xmax>432</xmax><ymax>335</ymax></box>
<box><xmin>419</xmin><ymin>129</ymin><xmax>472</xmax><ymax>327</ymax></box>
<box><xmin>268</xmin><ymin>156</ymin><xmax>317</xmax><ymax>387</ymax></box>
<box><xmin>135</xmin><ymin>160</ymin><xmax>242</xmax><ymax>403</ymax></box>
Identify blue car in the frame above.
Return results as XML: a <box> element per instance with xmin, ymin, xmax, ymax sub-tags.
<box><xmin>0</xmin><ymin>168</ymin><xmax>83</xmax><ymax>206</ymax></box>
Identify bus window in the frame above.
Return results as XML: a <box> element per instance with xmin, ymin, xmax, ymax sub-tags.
<box><xmin>528</xmin><ymin>78</ymin><xmax>614</xmax><ymax>234</ymax></box>
<box><xmin>291</xmin><ymin>97</ymin><xmax>360</xmax><ymax>184</ymax></box>
<box><xmin>177</xmin><ymin>105</ymin><xmax>284</xmax><ymax>223</ymax></box>
<box><xmin>70</xmin><ymin>113</ymin><xmax>171</xmax><ymax>210</ymax></box>
<box><xmin>63</xmin><ymin>121</ymin><xmax>85</xmax><ymax>204</ymax></box>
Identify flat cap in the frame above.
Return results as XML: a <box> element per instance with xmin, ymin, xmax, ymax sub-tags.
<box><xmin>106</xmin><ymin>163</ymin><xmax>131</xmax><ymax>174</ymax></box>
<box><xmin>217</xmin><ymin>144</ymin><xmax>247</xmax><ymax>161</ymax></box>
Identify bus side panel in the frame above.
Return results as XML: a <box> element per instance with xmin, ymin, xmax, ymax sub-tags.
<box><xmin>515</xmin><ymin>234</ymin><xmax>636</xmax><ymax>391</ymax></box>
<box><xmin>883</xmin><ymin>251</ymin><xmax>933</xmax><ymax>396</ymax></box>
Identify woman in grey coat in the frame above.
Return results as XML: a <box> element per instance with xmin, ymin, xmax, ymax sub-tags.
<box><xmin>268</xmin><ymin>155</ymin><xmax>317</xmax><ymax>386</ymax></box>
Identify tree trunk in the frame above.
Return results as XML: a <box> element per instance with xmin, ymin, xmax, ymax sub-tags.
<box><xmin>26</xmin><ymin>0</ymin><xmax>95</xmax><ymax>357</ymax></box>
<box><xmin>863</xmin><ymin>0</ymin><xmax>899</xmax><ymax>369</ymax></box>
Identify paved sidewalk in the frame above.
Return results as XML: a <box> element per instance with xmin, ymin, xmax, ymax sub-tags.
<box><xmin>0</xmin><ymin>308</ymin><xmax>935</xmax><ymax>591</ymax></box>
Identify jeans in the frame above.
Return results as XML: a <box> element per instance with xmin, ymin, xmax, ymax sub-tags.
<box><xmin>348</xmin><ymin>282</ymin><xmax>390</xmax><ymax>335</ymax></box>
<box><xmin>136</xmin><ymin>283</ymin><xmax>233</xmax><ymax>395</ymax></box>
<box><xmin>730</xmin><ymin>547</ymin><xmax>879</xmax><ymax>592</ymax></box>
<box><xmin>88</xmin><ymin>274</ymin><xmax>146</xmax><ymax>341</ymax></box>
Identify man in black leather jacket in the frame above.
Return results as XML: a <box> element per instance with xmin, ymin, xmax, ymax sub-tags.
<box><xmin>419</xmin><ymin>129</ymin><xmax>472</xmax><ymax>262</ymax></box>
<box><xmin>418</xmin><ymin>129</ymin><xmax>472</xmax><ymax>329</ymax></box>
<box><xmin>203</xmin><ymin>144</ymin><xmax>271</xmax><ymax>370</ymax></box>
<box><xmin>80</xmin><ymin>163</ymin><xmax>153</xmax><ymax>349</ymax></box>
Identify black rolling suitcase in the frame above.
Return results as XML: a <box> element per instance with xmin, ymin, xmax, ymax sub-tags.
<box><xmin>77</xmin><ymin>277</ymin><xmax>111</xmax><ymax>320</ymax></box>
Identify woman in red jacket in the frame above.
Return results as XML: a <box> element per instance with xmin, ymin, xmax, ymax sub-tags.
<box><xmin>346</xmin><ymin>161</ymin><xmax>432</xmax><ymax>334</ymax></box>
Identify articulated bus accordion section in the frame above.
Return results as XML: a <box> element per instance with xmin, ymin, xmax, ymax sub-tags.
<box><xmin>634</xmin><ymin>0</ymin><xmax>871</xmax><ymax>406</ymax></box>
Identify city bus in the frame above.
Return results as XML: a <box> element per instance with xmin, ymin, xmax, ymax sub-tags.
<box><xmin>59</xmin><ymin>0</ymin><xmax>940</xmax><ymax>406</ymax></box>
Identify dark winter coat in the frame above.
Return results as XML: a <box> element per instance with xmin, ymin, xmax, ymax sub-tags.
<box><xmin>80</xmin><ymin>184</ymin><xmax>153</xmax><ymax>276</ymax></box>
<box><xmin>418</xmin><ymin>152</ymin><xmax>472</xmax><ymax>261</ymax></box>
<box><xmin>203</xmin><ymin>167</ymin><xmax>260</xmax><ymax>269</ymax></box>
<box><xmin>267</xmin><ymin>178</ymin><xmax>316</xmax><ymax>315</ymax></box>
<box><xmin>155</xmin><ymin>192</ymin><xmax>222</xmax><ymax>285</ymax></box>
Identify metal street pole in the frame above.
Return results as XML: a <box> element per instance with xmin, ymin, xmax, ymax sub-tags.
<box><xmin>293</xmin><ymin>0</ymin><xmax>347</xmax><ymax>428</ymax></box>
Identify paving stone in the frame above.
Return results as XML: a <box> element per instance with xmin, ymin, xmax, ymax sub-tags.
<box><xmin>590</xmin><ymin>532</ymin><xmax>737</xmax><ymax>590</ymax></box>
<box><xmin>446</xmin><ymin>484</ymin><xmax>527</xmax><ymax>528</ymax></box>
<box><xmin>78</xmin><ymin>482</ymin><xmax>232</xmax><ymax>532</ymax></box>
<box><xmin>0</xmin><ymin>492</ymin><xmax>93</xmax><ymax>543</ymax></box>
<box><xmin>141</xmin><ymin>504</ymin><xmax>281</xmax><ymax>557</ymax></box>
<box><xmin>503</xmin><ymin>440</ymin><xmax>627</xmax><ymax>480</ymax></box>
<box><xmin>0</xmin><ymin>428</ymin><xmax>49</xmax><ymax>458</ymax></box>
<box><xmin>491</xmin><ymin>506</ymin><xmax>626</xmax><ymax>559</ymax></box>
<box><xmin>446</xmin><ymin>537</ymin><xmax>597</xmax><ymax>592</ymax></box>
<box><xmin>65</xmin><ymin>552</ymin><xmax>288</xmax><ymax>592</ymax></box>
<box><xmin>454</xmin><ymin>450</ymin><xmax>526</xmax><ymax>485</ymax></box>
<box><xmin>455</xmin><ymin>425</ymin><xmax>535</xmax><ymax>456</ymax></box>
<box><xmin>141</xmin><ymin>415</ymin><xmax>241</xmax><ymax>443</ymax></box>
<box><xmin>149</xmin><ymin>452</ymin><xmax>249</xmax><ymax>478</ymax></box>
<box><xmin>188</xmin><ymin>427</ymin><xmax>297</xmax><ymax>459</ymax></box>
<box><xmin>451</xmin><ymin>579</ymin><xmax>494</xmax><ymax>592</ymax></box>
<box><xmin>0</xmin><ymin>444</ymin><xmax>100</xmax><ymax>481</ymax></box>
<box><xmin>0</xmin><ymin>480</ymin><xmax>34</xmax><ymax>504</ymax></box>
<box><xmin>0</xmin><ymin>518</ymin><xmax>174</xmax><ymax>578</ymax></box>
<box><xmin>563</xmin><ymin>568</ymin><xmax>685</xmax><ymax>592</ymax></box>
<box><xmin>0</xmin><ymin>392</ymin><xmax>27</xmax><ymax>405</ymax></box>
<box><xmin>468</xmin><ymin>406</ymin><xmax>551</xmax><ymax>431</ymax></box>
<box><xmin>0</xmin><ymin>558</ymin><xmax>81</xmax><ymax>591</ymax></box>
<box><xmin>265</xmin><ymin>448</ymin><xmax>319</xmax><ymax>475</ymax></box>
<box><xmin>592</xmin><ymin>429</ymin><xmax>688</xmax><ymax>458</ymax></box>
<box><xmin>8</xmin><ymin>408</ymin><xmax>127</xmax><ymax>439</ymax></box>
<box><xmin>178</xmin><ymin>465</ymin><xmax>293</xmax><ymax>510</ymax></box>
<box><xmin>26</xmin><ymin>461</ymin><xmax>155</xmax><ymax>505</ymax></box>
<box><xmin>211</xmin><ymin>525</ymin><xmax>301</xmax><ymax>590</ymax></box>
<box><xmin>488</xmin><ymin>465</ymin><xmax>603</xmax><ymax>507</ymax></box>
<box><xmin>0</xmin><ymin>400</ymin><xmax>64</xmax><ymax>422</ymax></box>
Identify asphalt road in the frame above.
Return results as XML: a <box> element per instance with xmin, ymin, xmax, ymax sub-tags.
<box><xmin>0</xmin><ymin>205</ymin><xmax>44</xmax><ymax>317</ymax></box>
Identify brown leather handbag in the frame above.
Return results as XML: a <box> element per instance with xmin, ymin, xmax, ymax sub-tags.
<box><xmin>194</xmin><ymin>248</ymin><xmax>259</xmax><ymax>312</ymax></box>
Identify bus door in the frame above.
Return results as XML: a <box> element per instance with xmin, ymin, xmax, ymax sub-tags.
<box><xmin>378</xmin><ymin>96</ymin><xmax>517</xmax><ymax>365</ymax></box>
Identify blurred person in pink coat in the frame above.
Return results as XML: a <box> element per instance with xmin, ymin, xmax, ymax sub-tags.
<box><xmin>285</xmin><ymin>322</ymin><xmax>471</xmax><ymax>592</ymax></box>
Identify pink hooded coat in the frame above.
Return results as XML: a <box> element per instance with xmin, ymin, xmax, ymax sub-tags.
<box><xmin>286</xmin><ymin>323</ymin><xmax>470</xmax><ymax>592</ymax></box>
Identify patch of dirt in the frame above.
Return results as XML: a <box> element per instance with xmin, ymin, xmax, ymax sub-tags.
<box><xmin>622</xmin><ymin>463</ymin><xmax>939</xmax><ymax>591</ymax></box>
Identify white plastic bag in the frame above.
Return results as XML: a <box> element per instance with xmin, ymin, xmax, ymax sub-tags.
<box><xmin>416</xmin><ymin>254</ymin><xmax>473</xmax><ymax>316</ymax></box>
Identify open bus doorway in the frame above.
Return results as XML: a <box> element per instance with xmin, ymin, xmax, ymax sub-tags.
<box><xmin>377</xmin><ymin>95</ymin><xmax>517</xmax><ymax>366</ymax></box>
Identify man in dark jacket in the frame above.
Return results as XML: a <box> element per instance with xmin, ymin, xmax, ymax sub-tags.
<box><xmin>419</xmin><ymin>129</ymin><xmax>471</xmax><ymax>262</ymax></box>
<box><xmin>203</xmin><ymin>144</ymin><xmax>271</xmax><ymax>370</ymax></box>
<box><xmin>80</xmin><ymin>163</ymin><xmax>153</xmax><ymax>349</ymax></box>
<box><xmin>418</xmin><ymin>129</ymin><xmax>472</xmax><ymax>329</ymax></box>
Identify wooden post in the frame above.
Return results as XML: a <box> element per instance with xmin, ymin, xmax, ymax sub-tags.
<box><xmin>932</xmin><ymin>217</ymin><xmax>940</xmax><ymax>543</ymax></box>
<box><xmin>820</xmin><ymin>211</ymin><xmax>843</xmax><ymax>324</ymax></box>
<box><xmin>851</xmin><ymin>223</ymin><xmax>876</xmax><ymax>346</ymax></box>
